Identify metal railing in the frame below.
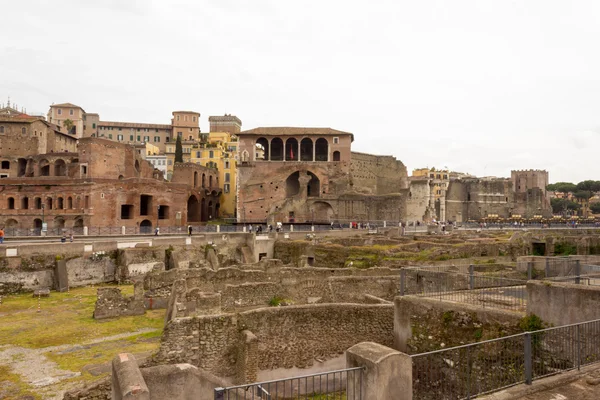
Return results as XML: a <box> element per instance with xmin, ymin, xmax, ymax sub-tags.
<box><xmin>400</xmin><ymin>267</ymin><xmax>527</xmax><ymax>312</ymax></box>
<box><xmin>214</xmin><ymin>367</ymin><xmax>364</xmax><ymax>399</ymax></box>
<box><xmin>411</xmin><ymin>318</ymin><xmax>600</xmax><ymax>400</ymax></box>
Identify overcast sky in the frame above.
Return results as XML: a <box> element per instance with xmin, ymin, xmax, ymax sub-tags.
<box><xmin>1</xmin><ymin>0</ymin><xmax>599</xmax><ymax>183</ymax></box>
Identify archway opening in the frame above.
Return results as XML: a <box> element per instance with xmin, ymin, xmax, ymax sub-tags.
<box><xmin>7</xmin><ymin>197</ymin><xmax>15</xmax><ymax>209</ymax></box>
<box><xmin>311</xmin><ymin>201</ymin><xmax>334</xmax><ymax>222</ymax></box>
<box><xmin>187</xmin><ymin>196</ymin><xmax>201</xmax><ymax>222</ymax></box>
<box><xmin>285</xmin><ymin>138</ymin><xmax>298</xmax><ymax>161</ymax></box>
<box><xmin>194</xmin><ymin>171</ymin><xmax>198</xmax><ymax>187</ymax></box>
<box><xmin>315</xmin><ymin>138</ymin><xmax>328</xmax><ymax>161</ymax></box>
<box><xmin>39</xmin><ymin>159</ymin><xmax>50</xmax><ymax>176</ymax></box>
<box><xmin>300</xmin><ymin>138</ymin><xmax>313</xmax><ymax>161</ymax></box>
<box><xmin>18</xmin><ymin>158</ymin><xmax>27</xmax><ymax>177</ymax></box>
<box><xmin>140</xmin><ymin>219</ymin><xmax>152</xmax><ymax>234</ymax></box>
<box><xmin>215</xmin><ymin>203</ymin><xmax>220</xmax><ymax>219</ymax></box>
<box><xmin>209</xmin><ymin>175</ymin><xmax>213</xmax><ymax>188</ymax></box>
<box><xmin>202</xmin><ymin>173</ymin><xmax>206</xmax><ymax>188</ymax></box>
<box><xmin>53</xmin><ymin>217</ymin><xmax>65</xmax><ymax>230</ymax></box>
<box><xmin>256</xmin><ymin>137</ymin><xmax>269</xmax><ymax>160</ymax></box>
<box><xmin>54</xmin><ymin>159</ymin><xmax>67</xmax><ymax>176</ymax></box>
<box><xmin>286</xmin><ymin>172</ymin><xmax>300</xmax><ymax>197</ymax></box>
<box><xmin>21</xmin><ymin>197</ymin><xmax>29</xmax><ymax>210</ymax></box>
<box><xmin>307</xmin><ymin>171</ymin><xmax>320</xmax><ymax>197</ymax></box>
<box><xmin>5</xmin><ymin>218</ymin><xmax>18</xmax><ymax>228</ymax></box>
<box><xmin>271</xmin><ymin>138</ymin><xmax>283</xmax><ymax>161</ymax></box>
<box><xmin>33</xmin><ymin>218</ymin><xmax>42</xmax><ymax>230</ymax></box>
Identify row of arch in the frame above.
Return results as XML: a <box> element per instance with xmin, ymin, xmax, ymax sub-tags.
<box><xmin>3</xmin><ymin>217</ymin><xmax>85</xmax><ymax>230</ymax></box>
<box><xmin>192</xmin><ymin>171</ymin><xmax>219</xmax><ymax>189</ymax></box>
<box><xmin>253</xmin><ymin>137</ymin><xmax>340</xmax><ymax>162</ymax></box>
<box><xmin>2</xmin><ymin>157</ymin><xmax>80</xmax><ymax>178</ymax></box>
<box><xmin>5</xmin><ymin>195</ymin><xmax>89</xmax><ymax>210</ymax></box>
<box><xmin>187</xmin><ymin>195</ymin><xmax>220</xmax><ymax>222</ymax></box>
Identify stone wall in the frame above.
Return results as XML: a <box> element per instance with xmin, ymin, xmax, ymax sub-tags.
<box><xmin>93</xmin><ymin>284</ymin><xmax>145</xmax><ymax>319</ymax></box>
<box><xmin>394</xmin><ymin>296</ymin><xmax>524</xmax><ymax>354</ymax></box>
<box><xmin>154</xmin><ymin>303</ymin><xmax>394</xmax><ymax>380</ymax></box>
<box><xmin>350</xmin><ymin>152</ymin><xmax>409</xmax><ymax>195</ymax></box>
<box><xmin>527</xmin><ymin>280</ymin><xmax>600</xmax><ymax>326</ymax></box>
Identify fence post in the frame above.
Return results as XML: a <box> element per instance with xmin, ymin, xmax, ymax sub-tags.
<box><xmin>527</xmin><ymin>261</ymin><xmax>533</xmax><ymax>280</ymax></box>
<box><xmin>400</xmin><ymin>269</ymin><xmax>406</xmax><ymax>296</ymax></box>
<box><xmin>83</xmin><ymin>226</ymin><xmax>88</xmax><ymax>236</ymax></box>
<box><xmin>575</xmin><ymin>260</ymin><xmax>581</xmax><ymax>284</ymax></box>
<box><xmin>545</xmin><ymin>258</ymin><xmax>550</xmax><ymax>278</ymax></box>
<box><xmin>576</xmin><ymin>324</ymin><xmax>581</xmax><ymax>370</ymax></box>
<box><xmin>469</xmin><ymin>264</ymin><xmax>474</xmax><ymax>290</ymax></box>
<box><xmin>524</xmin><ymin>333</ymin><xmax>532</xmax><ymax>385</ymax></box>
<box><xmin>213</xmin><ymin>388</ymin><xmax>224</xmax><ymax>400</ymax></box>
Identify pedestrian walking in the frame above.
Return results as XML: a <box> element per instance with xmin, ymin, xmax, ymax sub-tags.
<box><xmin>188</xmin><ymin>225</ymin><xmax>193</xmax><ymax>236</ymax></box>
<box><xmin>69</xmin><ymin>232</ymin><xmax>74</xmax><ymax>242</ymax></box>
<box><xmin>154</xmin><ymin>227</ymin><xmax>160</xmax><ymax>236</ymax></box>
<box><xmin>0</xmin><ymin>227</ymin><xmax>4</xmax><ymax>244</ymax></box>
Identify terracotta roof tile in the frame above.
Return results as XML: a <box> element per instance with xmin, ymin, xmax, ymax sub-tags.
<box><xmin>239</xmin><ymin>127</ymin><xmax>353</xmax><ymax>138</ymax></box>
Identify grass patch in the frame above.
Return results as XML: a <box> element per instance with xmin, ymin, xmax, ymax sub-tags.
<box><xmin>0</xmin><ymin>285</ymin><xmax>164</xmax><ymax>348</ymax></box>
<box><xmin>0</xmin><ymin>366</ymin><xmax>40</xmax><ymax>400</ymax></box>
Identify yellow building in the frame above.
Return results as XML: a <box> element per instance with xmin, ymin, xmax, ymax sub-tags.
<box><xmin>189</xmin><ymin>131</ymin><xmax>238</xmax><ymax>218</ymax></box>
<box><xmin>412</xmin><ymin>167</ymin><xmax>450</xmax><ymax>199</ymax></box>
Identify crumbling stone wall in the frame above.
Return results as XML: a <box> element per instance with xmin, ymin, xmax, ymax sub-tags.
<box><xmin>154</xmin><ymin>303</ymin><xmax>394</xmax><ymax>379</ymax></box>
<box><xmin>93</xmin><ymin>284</ymin><xmax>145</xmax><ymax>319</ymax></box>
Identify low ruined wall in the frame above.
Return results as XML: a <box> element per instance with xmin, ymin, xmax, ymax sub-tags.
<box><xmin>222</xmin><ymin>282</ymin><xmax>280</xmax><ymax>310</ymax></box>
<box><xmin>67</xmin><ymin>257</ymin><xmax>116</xmax><ymax>287</ymax></box>
<box><xmin>93</xmin><ymin>286</ymin><xmax>145</xmax><ymax>319</ymax></box>
<box><xmin>155</xmin><ymin>303</ymin><xmax>394</xmax><ymax>380</ymax></box>
<box><xmin>325</xmin><ymin>276</ymin><xmax>399</xmax><ymax>302</ymax></box>
<box><xmin>527</xmin><ymin>280</ymin><xmax>600</xmax><ymax>326</ymax></box>
<box><xmin>0</xmin><ymin>270</ymin><xmax>54</xmax><ymax>294</ymax></box>
<box><xmin>394</xmin><ymin>295</ymin><xmax>524</xmax><ymax>354</ymax></box>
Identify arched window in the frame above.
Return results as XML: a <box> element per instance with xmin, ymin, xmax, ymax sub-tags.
<box><xmin>21</xmin><ymin>197</ymin><xmax>29</xmax><ymax>209</ymax></box>
<box><xmin>270</xmin><ymin>138</ymin><xmax>284</xmax><ymax>161</ymax></box>
<box><xmin>300</xmin><ymin>138</ymin><xmax>313</xmax><ymax>161</ymax></box>
<box><xmin>315</xmin><ymin>138</ymin><xmax>328</xmax><ymax>161</ymax></box>
<box><xmin>7</xmin><ymin>197</ymin><xmax>15</xmax><ymax>209</ymax></box>
<box><xmin>35</xmin><ymin>197</ymin><xmax>42</xmax><ymax>209</ymax></box>
<box><xmin>194</xmin><ymin>171</ymin><xmax>198</xmax><ymax>187</ymax></box>
<box><xmin>256</xmin><ymin>137</ymin><xmax>269</xmax><ymax>161</ymax></box>
<box><xmin>285</xmin><ymin>138</ymin><xmax>298</xmax><ymax>161</ymax></box>
<box><xmin>21</xmin><ymin>127</ymin><xmax>26</xmax><ymax>135</ymax></box>
<box><xmin>46</xmin><ymin>197</ymin><xmax>53</xmax><ymax>210</ymax></box>
<box><xmin>67</xmin><ymin>196</ymin><xmax>73</xmax><ymax>209</ymax></box>
<box><xmin>58</xmin><ymin>197</ymin><xmax>64</xmax><ymax>209</ymax></box>
<box><xmin>209</xmin><ymin>175</ymin><xmax>213</xmax><ymax>188</ymax></box>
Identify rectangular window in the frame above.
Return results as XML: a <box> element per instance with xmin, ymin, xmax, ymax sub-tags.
<box><xmin>225</xmin><ymin>160</ymin><xmax>230</xmax><ymax>169</ymax></box>
<box><xmin>69</xmin><ymin>109</ymin><xmax>74</xmax><ymax>116</ymax></box>
<box><xmin>155</xmin><ymin>129</ymin><xmax>158</xmax><ymax>132</ymax></box>
<box><xmin>209</xmin><ymin>150</ymin><xmax>214</xmax><ymax>158</ymax></box>
<box><xmin>224</xmin><ymin>183</ymin><xmax>230</xmax><ymax>193</ymax></box>
<box><xmin>193</xmin><ymin>116</ymin><xmax>196</xmax><ymax>122</ymax></box>
<box><xmin>130</xmin><ymin>135</ymin><xmax>134</xmax><ymax>141</ymax></box>
<box><xmin>58</xmin><ymin>109</ymin><xmax>62</xmax><ymax>115</ymax></box>
<box><xmin>166</xmin><ymin>137</ymin><xmax>170</xmax><ymax>142</ymax></box>
<box><xmin>137</xmin><ymin>128</ymin><xmax>140</xmax><ymax>132</ymax></box>
<box><xmin>333</xmin><ymin>137</ymin><xmax>339</xmax><ymax>144</ymax></box>
<box><xmin>108</xmin><ymin>134</ymin><xmax>113</xmax><ymax>139</ymax></box>
<box><xmin>154</xmin><ymin>136</ymin><xmax>160</xmax><ymax>142</ymax></box>
<box><xmin>137</xmin><ymin>135</ymin><xmax>141</xmax><ymax>141</ymax></box>
<box><xmin>177</xmin><ymin>132</ymin><xmax>182</xmax><ymax>138</ymax></box>
<box><xmin>117</xmin><ymin>134</ymin><xmax>123</xmax><ymax>141</ymax></box>
<box><xmin>196</xmin><ymin>151</ymin><xmax>201</xmax><ymax>158</ymax></box>
<box><xmin>225</xmin><ymin>172</ymin><xmax>230</xmax><ymax>182</ymax></box>
<box><xmin>144</xmin><ymin>136</ymin><xmax>150</xmax><ymax>142</ymax></box>
<box><xmin>92</xmin><ymin>123</ymin><xmax>96</xmax><ymax>129</ymax></box>
<box><xmin>168</xmin><ymin>160</ymin><xmax>173</xmax><ymax>165</ymax></box>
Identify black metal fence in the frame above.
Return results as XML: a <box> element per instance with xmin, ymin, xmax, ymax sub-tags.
<box><xmin>411</xmin><ymin>318</ymin><xmax>600</xmax><ymax>400</ymax></box>
<box><xmin>214</xmin><ymin>367</ymin><xmax>364</xmax><ymax>399</ymax></box>
<box><xmin>400</xmin><ymin>267</ymin><xmax>527</xmax><ymax>312</ymax></box>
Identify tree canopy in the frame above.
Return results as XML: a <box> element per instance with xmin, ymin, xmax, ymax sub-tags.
<box><xmin>550</xmin><ymin>198</ymin><xmax>581</xmax><ymax>214</ymax></box>
<box><xmin>591</xmin><ymin>202</ymin><xmax>600</xmax><ymax>214</ymax></box>
<box><xmin>547</xmin><ymin>180</ymin><xmax>600</xmax><ymax>200</ymax></box>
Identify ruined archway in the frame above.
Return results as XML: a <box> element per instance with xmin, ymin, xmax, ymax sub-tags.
<box><xmin>39</xmin><ymin>159</ymin><xmax>50</xmax><ymax>176</ymax></box>
<box><xmin>307</xmin><ymin>171</ymin><xmax>320</xmax><ymax>197</ymax></box>
<box><xmin>187</xmin><ymin>195</ymin><xmax>201</xmax><ymax>222</ymax></box>
<box><xmin>311</xmin><ymin>201</ymin><xmax>334</xmax><ymax>222</ymax></box>
<box><xmin>33</xmin><ymin>218</ymin><xmax>42</xmax><ymax>230</ymax></box>
<box><xmin>54</xmin><ymin>159</ymin><xmax>67</xmax><ymax>176</ymax></box>
<box><xmin>286</xmin><ymin>172</ymin><xmax>300</xmax><ymax>197</ymax></box>
<box><xmin>271</xmin><ymin>138</ymin><xmax>284</xmax><ymax>161</ymax></box>
<box><xmin>285</xmin><ymin>138</ymin><xmax>298</xmax><ymax>161</ymax></box>
<box><xmin>256</xmin><ymin>137</ymin><xmax>269</xmax><ymax>161</ymax></box>
<box><xmin>140</xmin><ymin>219</ymin><xmax>152</xmax><ymax>234</ymax></box>
<box><xmin>315</xmin><ymin>138</ymin><xmax>328</xmax><ymax>161</ymax></box>
<box><xmin>17</xmin><ymin>158</ymin><xmax>27</xmax><ymax>177</ymax></box>
<box><xmin>67</xmin><ymin>197</ymin><xmax>73</xmax><ymax>209</ymax></box>
<box><xmin>300</xmin><ymin>138</ymin><xmax>313</xmax><ymax>161</ymax></box>
<box><xmin>5</xmin><ymin>218</ymin><xmax>18</xmax><ymax>228</ymax></box>
<box><xmin>53</xmin><ymin>217</ymin><xmax>65</xmax><ymax>230</ymax></box>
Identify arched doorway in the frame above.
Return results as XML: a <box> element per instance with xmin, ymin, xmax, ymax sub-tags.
<box><xmin>33</xmin><ymin>218</ymin><xmax>42</xmax><ymax>230</ymax></box>
<box><xmin>300</xmin><ymin>138</ymin><xmax>313</xmax><ymax>161</ymax></box>
<box><xmin>140</xmin><ymin>219</ymin><xmax>152</xmax><ymax>234</ymax></box>
<box><xmin>256</xmin><ymin>137</ymin><xmax>269</xmax><ymax>160</ymax></box>
<box><xmin>307</xmin><ymin>171</ymin><xmax>320</xmax><ymax>197</ymax></box>
<box><xmin>18</xmin><ymin>158</ymin><xmax>27</xmax><ymax>177</ymax></box>
<box><xmin>5</xmin><ymin>219</ymin><xmax>18</xmax><ymax>229</ymax></box>
<box><xmin>73</xmin><ymin>217</ymin><xmax>84</xmax><ymax>234</ymax></box>
<box><xmin>39</xmin><ymin>159</ymin><xmax>50</xmax><ymax>176</ymax></box>
<box><xmin>187</xmin><ymin>195</ymin><xmax>201</xmax><ymax>222</ymax></box>
<box><xmin>333</xmin><ymin>151</ymin><xmax>341</xmax><ymax>161</ymax></box>
<box><xmin>315</xmin><ymin>138</ymin><xmax>328</xmax><ymax>161</ymax></box>
<box><xmin>54</xmin><ymin>159</ymin><xmax>67</xmax><ymax>176</ymax></box>
<box><xmin>311</xmin><ymin>201</ymin><xmax>335</xmax><ymax>222</ymax></box>
<box><xmin>53</xmin><ymin>217</ymin><xmax>65</xmax><ymax>230</ymax></box>
<box><xmin>271</xmin><ymin>138</ymin><xmax>284</xmax><ymax>161</ymax></box>
<box><xmin>286</xmin><ymin>172</ymin><xmax>301</xmax><ymax>197</ymax></box>
<box><xmin>201</xmin><ymin>198</ymin><xmax>207</xmax><ymax>222</ymax></box>
<box><xmin>285</xmin><ymin>138</ymin><xmax>298</xmax><ymax>161</ymax></box>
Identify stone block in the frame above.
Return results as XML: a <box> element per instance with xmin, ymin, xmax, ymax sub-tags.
<box><xmin>55</xmin><ymin>259</ymin><xmax>69</xmax><ymax>292</ymax></box>
<box><xmin>32</xmin><ymin>288</ymin><xmax>50</xmax><ymax>297</ymax></box>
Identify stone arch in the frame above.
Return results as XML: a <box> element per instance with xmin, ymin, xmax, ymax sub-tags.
<box><xmin>73</xmin><ymin>217</ymin><xmax>84</xmax><ymax>229</ymax></box>
<box><xmin>21</xmin><ymin>197</ymin><xmax>29</xmax><ymax>210</ymax></box>
<box><xmin>202</xmin><ymin>173</ymin><xmax>206</xmax><ymax>188</ymax></box>
<box><xmin>300</xmin><ymin>138</ymin><xmax>313</xmax><ymax>161</ymax></box>
<box><xmin>285</xmin><ymin>138</ymin><xmax>298</xmax><ymax>161</ymax></box>
<box><xmin>333</xmin><ymin>151</ymin><xmax>341</xmax><ymax>161</ymax></box>
<box><xmin>53</xmin><ymin>216</ymin><xmax>65</xmax><ymax>230</ymax></box>
<box><xmin>307</xmin><ymin>171</ymin><xmax>321</xmax><ymax>197</ymax></box>
<box><xmin>271</xmin><ymin>138</ymin><xmax>284</xmax><ymax>161</ymax></box>
<box><xmin>194</xmin><ymin>171</ymin><xmax>198</xmax><ymax>188</ymax></box>
<box><xmin>286</xmin><ymin>171</ymin><xmax>301</xmax><ymax>197</ymax></box>
<box><xmin>140</xmin><ymin>219</ymin><xmax>152</xmax><ymax>234</ymax></box>
<box><xmin>5</xmin><ymin>218</ymin><xmax>18</xmax><ymax>228</ymax></box>
<box><xmin>315</xmin><ymin>138</ymin><xmax>328</xmax><ymax>161</ymax></box>
<box><xmin>35</xmin><ymin>197</ymin><xmax>42</xmax><ymax>209</ymax></box>
<box><xmin>54</xmin><ymin>159</ymin><xmax>67</xmax><ymax>176</ymax></box>
<box><xmin>46</xmin><ymin>197</ymin><xmax>53</xmax><ymax>210</ymax></box>
<box><xmin>256</xmin><ymin>137</ymin><xmax>269</xmax><ymax>160</ymax></box>
<box><xmin>57</xmin><ymin>197</ymin><xmax>64</xmax><ymax>209</ymax></box>
<box><xmin>187</xmin><ymin>195</ymin><xmax>201</xmax><ymax>222</ymax></box>
<box><xmin>26</xmin><ymin>158</ymin><xmax>35</xmax><ymax>177</ymax></box>
<box><xmin>17</xmin><ymin>158</ymin><xmax>27</xmax><ymax>177</ymax></box>
<box><xmin>67</xmin><ymin>196</ymin><xmax>73</xmax><ymax>209</ymax></box>
<box><xmin>241</xmin><ymin>150</ymin><xmax>250</xmax><ymax>162</ymax></box>
<box><xmin>39</xmin><ymin>159</ymin><xmax>50</xmax><ymax>176</ymax></box>
<box><xmin>118</xmin><ymin>175</ymin><xmax>124</xmax><ymax>180</ymax></box>
<box><xmin>7</xmin><ymin>197</ymin><xmax>15</xmax><ymax>209</ymax></box>
<box><xmin>311</xmin><ymin>201</ymin><xmax>335</xmax><ymax>222</ymax></box>
<box><xmin>33</xmin><ymin>218</ymin><xmax>43</xmax><ymax>230</ymax></box>
<box><xmin>201</xmin><ymin>198</ymin><xmax>207</xmax><ymax>222</ymax></box>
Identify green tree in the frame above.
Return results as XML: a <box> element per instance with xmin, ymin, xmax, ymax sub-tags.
<box><xmin>175</xmin><ymin>135</ymin><xmax>183</xmax><ymax>163</ymax></box>
<box><xmin>550</xmin><ymin>198</ymin><xmax>581</xmax><ymax>214</ymax></box>
<box><xmin>62</xmin><ymin>119</ymin><xmax>74</xmax><ymax>133</ymax></box>
<box><xmin>546</xmin><ymin>182</ymin><xmax>577</xmax><ymax>193</ymax></box>
<box><xmin>590</xmin><ymin>202</ymin><xmax>600</xmax><ymax>214</ymax></box>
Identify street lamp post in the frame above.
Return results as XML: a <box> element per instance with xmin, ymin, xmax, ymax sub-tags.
<box><xmin>157</xmin><ymin>205</ymin><xmax>161</xmax><ymax>230</ymax></box>
<box><xmin>41</xmin><ymin>203</ymin><xmax>45</xmax><ymax>235</ymax></box>
<box><xmin>311</xmin><ymin>208</ymin><xmax>314</xmax><ymax>227</ymax></box>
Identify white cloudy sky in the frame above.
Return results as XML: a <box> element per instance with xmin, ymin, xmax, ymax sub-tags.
<box><xmin>1</xmin><ymin>0</ymin><xmax>600</xmax><ymax>183</ymax></box>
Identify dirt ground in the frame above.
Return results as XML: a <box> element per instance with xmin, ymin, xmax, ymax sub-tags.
<box><xmin>0</xmin><ymin>285</ymin><xmax>164</xmax><ymax>400</ymax></box>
